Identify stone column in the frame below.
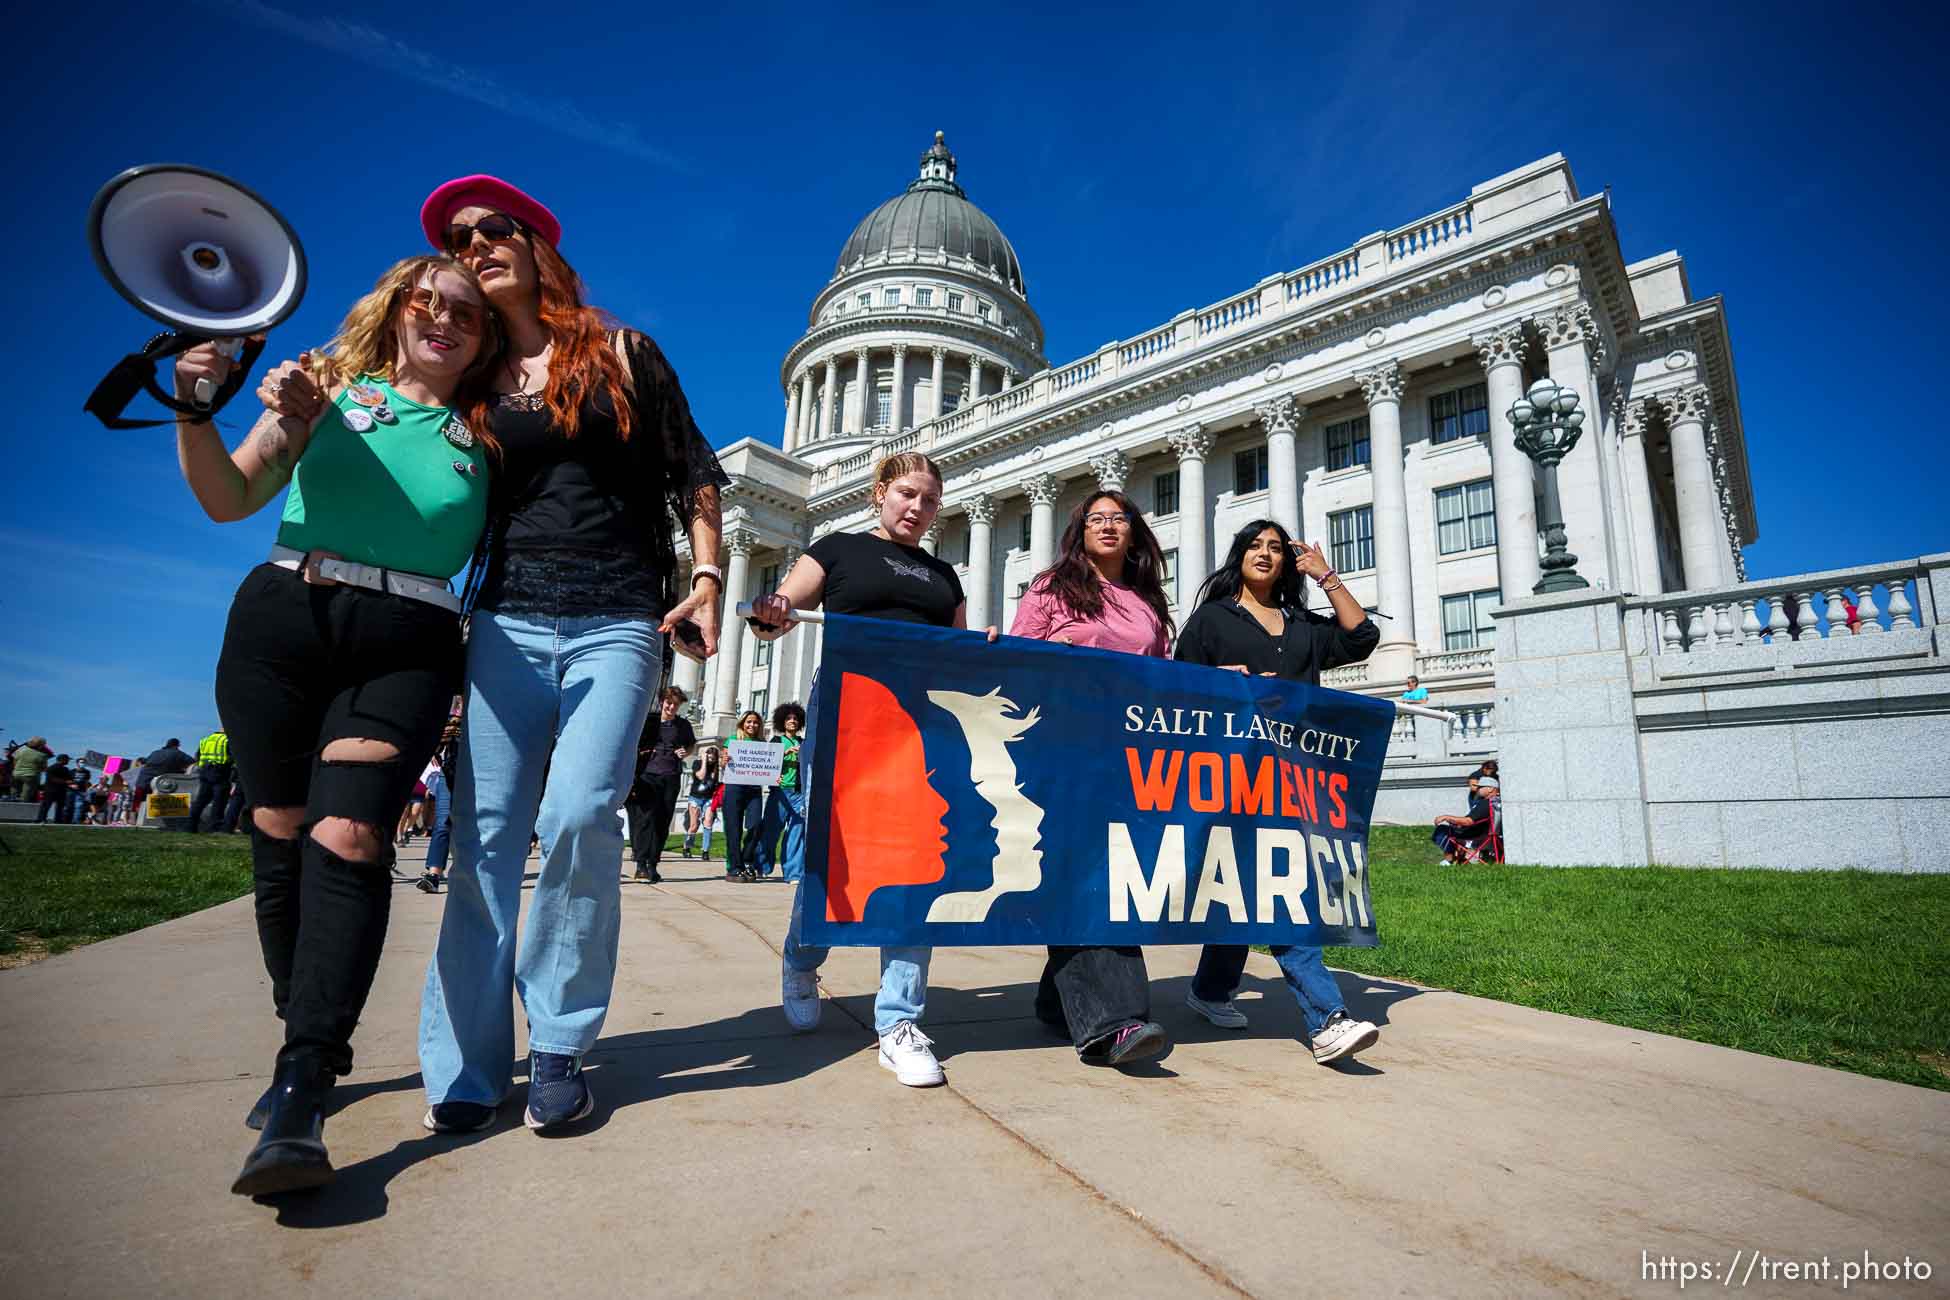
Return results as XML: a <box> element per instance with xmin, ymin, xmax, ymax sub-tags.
<box><xmin>709</xmin><ymin>530</ymin><xmax>756</xmax><ymax>728</ymax></box>
<box><xmin>890</xmin><ymin>344</ymin><xmax>909</xmax><ymax>432</ymax></box>
<box><xmin>1665</xmin><ymin>385</ymin><xmax>1721</xmax><ymax>590</ymax></box>
<box><xmin>1254</xmin><ymin>393</ymin><xmax>1302</xmax><ymax>536</ymax></box>
<box><xmin>1089</xmin><ymin>450</ymin><xmax>1129</xmax><ymax>494</ymax></box>
<box><xmin>968</xmin><ymin>356</ymin><xmax>985</xmax><ymax>403</ymax></box>
<box><xmin>798</xmin><ymin>371</ymin><xmax>816</xmax><ymax>447</ymax></box>
<box><xmin>1026</xmin><ymin>473</ymin><xmax>1060</xmax><ymax>572</ymax></box>
<box><xmin>964</xmin><ymin>496</ymin><xmax>996</xmax><ymax>629</ymax></box>
<box><xmin>783</xmin><ymin>384</ymin><xmax>800</xmax><ymax>452</ymax></box>
<box><xmin>1168</xmin><ymin>424</ymin><xmax>1213</xmax><ymax>607</ymax></box>
<box><xmin>1358</xmin><ymin>362</ymin><xmax>1418</xmax><ymax>681</ymax></box>
<box><xmin>1003</xmin><ymin>367</ymin><xmax>1018</xmax><ymax>390</ymax></box>
<box><xmin>854</xmin><ymin>347</ymin><xmax>874</xmax><ymax>435</ymax></box>
<box><xmin>1620</xmin><ymin>398</ymin><xmax>1664</xmax><ymax>595</ymax></box>
<box><xmin>1542</xmin><ymin>304</ymin><xmax>1619</xmax><ymax>588</ymax></box>
<box><xmin>819</xmin><ymin>357</ymin><xmax>839</xmax><ymax>441</ymax></box>
<box><xmin>920</xmin><ymin>522</ymin><xmax>940</xmax><ymax>555</ymax></box>
<box><xmin>930</xmin><ymin>347</ymin><xmax>947</xmax><ymax>421</ymax></box>
<box><xmin>1473</xmin><ymin>322</ymin><xmax>1540</xmax><ymax>596</ymax></box>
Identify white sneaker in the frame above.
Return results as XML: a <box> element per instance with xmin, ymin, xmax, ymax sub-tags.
<box><xmin>877</xmin><ymin>1021</ymin><xmax>945</xmax><ymax>1087</ymax></box>
<box><xmin>1309</xmin><ymin>1012</ymin><xmax>1379</xmax><ymax>1064</ymax></box>
<box><xmin>1186</xmin><ymin>990</ymin><xmax>1249</xmax><ymax>1030</ymax></box>
<box><xmin>782</xmin><ymin>963</ymin><xmax>821</xmax><ymax>1033</ymax></box>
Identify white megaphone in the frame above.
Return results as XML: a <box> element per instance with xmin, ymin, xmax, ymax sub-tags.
<box><xmin>84</xmin><ymin>164</ymin><xmax>307</xmax><ymax>429</ymax></box>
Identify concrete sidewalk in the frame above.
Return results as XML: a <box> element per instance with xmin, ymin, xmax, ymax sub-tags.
<box><xmin>1</xmin><ymin>860</ymin><xmax>1945</xmax><ymax>1299</ymax></box>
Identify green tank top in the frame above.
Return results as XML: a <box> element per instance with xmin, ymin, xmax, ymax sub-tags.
<box><xmin>277</xmin><ymin>375</ymin><xmax>490</xmax><ymax>579</ymax></box>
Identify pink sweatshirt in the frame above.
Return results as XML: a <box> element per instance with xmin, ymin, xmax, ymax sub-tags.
<box><xmin>1010</xmin><ymin>579</ymin><xmax>1169</xmax><ymax>658</ymax></box>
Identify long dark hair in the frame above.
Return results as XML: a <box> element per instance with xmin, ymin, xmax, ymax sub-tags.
<box><xmin>1028</xmin><ymin>490</ymin><xmax>1175</xmax><ymax>639</ymax></box>
<box><xmin>1194</xmin><ymin>518</ymin><xmax>1307</xmax><ymax>611</ymax></box>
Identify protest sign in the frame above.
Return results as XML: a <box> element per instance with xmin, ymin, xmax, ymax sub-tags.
<box><xmin>722</xmin><ymin>739</ymin><xmax>785</xmax><ymax>786</ymax></box>
<box><xmin>802</xmin><ymin>614</ymin><xmax>1395</xmax><ymax>948</ymax></box>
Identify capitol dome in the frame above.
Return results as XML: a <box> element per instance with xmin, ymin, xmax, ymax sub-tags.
<box><xmin>833</xmin><ymin>132</ymin><xmax>1026</xmax><ymax>296</ymax></box>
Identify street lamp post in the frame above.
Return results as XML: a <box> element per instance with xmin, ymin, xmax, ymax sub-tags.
<box><xmin>1509</xmin><ymin>376</ymin><xmax>1590</xmax><ymax>594</ymax></box>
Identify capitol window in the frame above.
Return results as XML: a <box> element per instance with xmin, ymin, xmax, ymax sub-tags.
<box><xmin>1019</xmin><ymin>511</ymin><xmax>1032</xmax><ymax>551</ymax></box>
<box><xmin>1161</xmin><ymin>548</ymin><xmax>1178</xmax><ymax>595</ymax></box>
<box><xmin>1329</xmin><ymin>506</ymin><xmax>1375</xmax><ymax>573</ymax></box>
<box><xmin>1434</xmin><ymin>479</ymin><xmax>1496</xmax><ymax>554</ymax></box>
<box><xmin>1428</xmin><ymin>382</ymin><xmax>1489</xmax><ymax>445</ymax></box>
<box><xmin>885</xmin><ymin>288</ymin><xmax>902</xmax><ymax>306</ymax></box>
<box><xmin>1326</xmin><ymin>415</ymin><xmax>1370</xmax><ymax>471</ymax></box>
<box><xmin>916</xmin><ymin>287</ymin><xmax>933</xmax><ymax>306</ymax></box>
<box><xmin>1441</xmin><ymin>588</ymin><xmax>1502</xmax><ymax>650</ymax></box>
<box><xmin>1153</xmin><ymin>469</ymin><xmax>1179</xmax><ymax>516</ymax></box>
<box><xmin>948</xmin><ymin>291</ymin><xmax>964</xmax><ymax>312</ymax></box>
<box><xmin>875</xmin><ymin>387</ymin><xmax>892</xmax><ymax>429</ymax></box>
<box><xmin>857</xmin><ymin>293</ymin><xmax>872</xmax><ymax>310</ymax></box>
<box><xmin>1234</xmin><ymin>446</ymin><xmax>1268</xmax><ymax>495</ymax></box>
<box><xmin>977</xmin><ymin>301</ymin><xmax>992</xmax><ymax>320</ymax></box>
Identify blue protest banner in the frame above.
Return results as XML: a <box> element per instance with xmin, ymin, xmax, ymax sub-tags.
<box><xmin>801</xmin><ymin>614</ymin><xmax>1395</xmax><ymax>949</ymax></box>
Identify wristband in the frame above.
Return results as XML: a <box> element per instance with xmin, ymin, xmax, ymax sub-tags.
<box><xmin>691</xmin><ymin>564</ymin><xmax>723</xmax><ymax>589</ymax></box>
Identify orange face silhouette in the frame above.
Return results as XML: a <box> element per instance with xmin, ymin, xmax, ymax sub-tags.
<box><xmin>825</xmin><ymin>672</ymin><xmax>950</xmax><ymax>922</ymax></box>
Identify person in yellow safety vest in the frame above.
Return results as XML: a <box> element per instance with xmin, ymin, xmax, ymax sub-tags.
<box><xmin>189</xmin><ymin>730</ymin><xmax>234</xmax><ymax>834</ymax></box>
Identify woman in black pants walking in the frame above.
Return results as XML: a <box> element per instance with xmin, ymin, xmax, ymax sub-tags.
<box><xmin>174</xmin><ymin>253</ymin><xmax>503</xmax><ymax>1195</ymax></box>
<box><xmin>720</xmin><ymin>710</ymin><xmax>767</xmax><ymax>881</ymax></box>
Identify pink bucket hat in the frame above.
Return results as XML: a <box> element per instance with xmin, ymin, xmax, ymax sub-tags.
<box><xmin>420</xmin><ymin>174</ymin><xmax>562</xmax><ymax>250</ymax></box>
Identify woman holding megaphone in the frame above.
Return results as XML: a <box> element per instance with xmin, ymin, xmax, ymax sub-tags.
<box><xmin>172</xmin><ymin>253</ymin><xmax>504</xmax><ymax>1196</ymax></box>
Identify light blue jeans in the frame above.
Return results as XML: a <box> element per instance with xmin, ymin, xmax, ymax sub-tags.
<box><xmin>754</xmin><ymin>785</ymin><xmax>806</xmax><ymax>881</ymax></box>
<box><xmin>417</xmin><ymin>611</ymin><xmax>660</xmax><ymax>1105</ymax></box>
<box><xmin>779</xmin><ymin>676</ymin><xmax>928</xmax><ymax>1034</ymax></box>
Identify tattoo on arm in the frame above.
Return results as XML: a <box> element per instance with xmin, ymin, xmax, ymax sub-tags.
<box><xmin>255</xmin><ymin>422</ymin><xmax>294</xmax><ymax>475</ymax></box>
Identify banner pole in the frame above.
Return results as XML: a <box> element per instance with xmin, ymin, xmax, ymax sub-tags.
<box><xmin>737</xmin><ymin>600</ymin><xmax>826</xmax><ymax>625</ymax></box>
<box><xmin>745</xmin><ymin>601</ymin><xmax>1457</xmax><ymax>723</ymax></box>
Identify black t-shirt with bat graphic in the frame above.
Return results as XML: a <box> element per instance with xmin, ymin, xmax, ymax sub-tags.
<box><xmin>807</xmin><ymin>531</ymin><xmax>964</xmax><ymax>628</ymax></box>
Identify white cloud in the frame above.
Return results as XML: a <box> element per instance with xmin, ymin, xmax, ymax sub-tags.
<box><xmin>207</xmin><ymin>0</ymin><xmax>689</xmax><ymax>171</ymax></box>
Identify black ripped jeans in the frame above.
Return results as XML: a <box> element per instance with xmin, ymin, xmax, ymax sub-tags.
<box><xmin>215</xmin><ymin>563</ymin><xmax>461</xmax><ymax>1071</ymax></box>
<box><xmin>1036</xmin><ymin>946</ymin><xmax>1153</xmax><ymax>1056</ymax></box>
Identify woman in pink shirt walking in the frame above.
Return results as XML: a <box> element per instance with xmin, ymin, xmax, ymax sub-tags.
<box><xmin>1010</xmin><ymin>490</ymin><xmax>1175</xmax><ymax>1068</ymax></box>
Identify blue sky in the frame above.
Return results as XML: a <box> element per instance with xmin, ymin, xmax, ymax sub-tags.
<box><xmin>4</xmin><ymin>0</ymin><xmax>1944</xmax><ymax>758</ymax></box>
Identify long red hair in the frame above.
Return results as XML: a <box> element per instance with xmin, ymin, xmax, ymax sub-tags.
<box><xmin>469</xmin><ymin>233</ymin><xmax>634</xmax><ymax>441</ymax></box>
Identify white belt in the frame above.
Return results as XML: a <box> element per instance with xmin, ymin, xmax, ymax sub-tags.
<box><xmin>268</xmin><ymin>544</ymin><xmax>462</xmax><ymax>613</ymax></box>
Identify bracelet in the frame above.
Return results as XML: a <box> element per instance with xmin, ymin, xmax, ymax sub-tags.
<box><xmin>691</xmin><ymin>564</ymin><xmax>723</xmax><ymax>589</ymax></box>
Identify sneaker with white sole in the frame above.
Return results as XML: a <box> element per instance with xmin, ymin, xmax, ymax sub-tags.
<box><xmin>877</xmin><ymin>1021</ymin><xmax>945</xmax><ymax>1087</ymax></box>
<box><xmin>1309</xmin><ymin>1011</ymin><xmax>1379</xmax><ymax>1064</ymax></box>
<box><xmin>782</xmin><ymin>964</ymin><xmax>821</xmax><ymax>1033</ymax></box>
<box><xmin>1185</xmin><ymin>990</ymin><xmax>1249</xmax><ymax>1030</ymax></box>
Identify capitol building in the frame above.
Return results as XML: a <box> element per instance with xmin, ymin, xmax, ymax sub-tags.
<box><xmin>676</xmin><ymin>134</ymin><xmax>1756</xmax><ymax>740</ymax></box>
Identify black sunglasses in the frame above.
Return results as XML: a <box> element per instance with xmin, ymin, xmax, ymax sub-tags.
<box><xmin>442</xmin><ymin>212</ymin><xmax>525</xmax><ymax>255</ymax></box>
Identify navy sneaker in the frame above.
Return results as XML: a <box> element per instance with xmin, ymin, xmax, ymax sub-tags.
<box><xmin>524</xmin><ymin>1052</ymin><xmax>593</xmax><ymax>1131</ymax></box>
<box><xmin>245</xmin><ymin>1083</ymin><xmax>274</xmax><ymax>1131</ymax></box>
<box><xmin>423</xmin><ymin>1100</ymin><xmax>497</xmax><ymax>1133</ymax></box>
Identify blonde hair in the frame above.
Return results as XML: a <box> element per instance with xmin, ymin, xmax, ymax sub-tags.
<box><xmin>871</xmin><ymin>451</ymin><xmax>945</xmax><ymax>502</ymax></box>
<box><xmin>305</xmin><ymin>255</ymin><xmax>504</xmax><ymax>424</ymax></box>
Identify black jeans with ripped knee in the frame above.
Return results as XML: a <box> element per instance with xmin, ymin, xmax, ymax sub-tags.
<box><xmin>216</xmin><ymin>563</ymin><xmax>461</xmax><ymax>1071</ymax></box>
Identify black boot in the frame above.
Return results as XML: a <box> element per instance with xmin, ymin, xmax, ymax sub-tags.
<box><xmin>247</xmin><ymin>828</ymin><xmax>304</xmax><ymax>1130</ymax></box>
<box><xmin>231</xmin><ymin>1053</ymin><xmax>335</xmax><ymax>1196</ymax></box>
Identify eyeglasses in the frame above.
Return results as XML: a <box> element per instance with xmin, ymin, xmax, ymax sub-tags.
<box><xmin>441</xmin><ymin>213</ymin><xmax>525</xmax><ymax>256</ymax></box>
<box><xmin>405</xmin><ymin>287</ymin><xmax>486</xmax><ymax>335</ymax></box>
<box><xmin>1084</xmin><ymin>511</ymin><xmax>1132</xmax><ymax>527</ymax></box>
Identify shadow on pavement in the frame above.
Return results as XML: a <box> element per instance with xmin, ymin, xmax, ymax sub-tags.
<box><xmin>272</xmin><ymin>1005</ymin><xmax>861</xmax><ymax>1230</ymax></box>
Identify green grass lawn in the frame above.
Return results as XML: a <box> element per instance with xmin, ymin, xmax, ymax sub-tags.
<box><xmin>1330</xmin><ymin>826</ymin><xmax>1950</xmax><ymax>1091</ymax></box>
<box><xmin>4</xmin><ymin>823</ymin><xmax>1945</xmax><ymax>1092</ymax></box>
<box><xmin>0</xmin><ymin>826</ymin><xmax>254</xmax><ymax>960</ymax></box>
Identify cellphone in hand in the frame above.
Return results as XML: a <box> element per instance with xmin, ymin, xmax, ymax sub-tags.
<box><xmin>671</xmin><ymin>618</ymin><xmax>708</xmax><ymax>662</ymax></box>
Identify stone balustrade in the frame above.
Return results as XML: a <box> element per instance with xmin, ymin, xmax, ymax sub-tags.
<box><xmin>1388</xmin><ymin>199</ymin><xmax>1475</xmax><ymax>265</ymax></box>
<box><xmin>1418</xmin><ymin>646</ymin><xmax>1496</xmax><ymax>678</ymax></box>
<box><xmin>1196</xmin><ymin>288</ymin><xmax>1261</xmax><ymax>338</ymax></box>
<box><xmin>1321</xmin><ymin>662</ymin><xmax>1370</xmax><ymax>688</ymax></box>
<box><xmin>1639</xmin><ymin>561</ymin><xmax>1932</xmax><ymax>660</ymax></box>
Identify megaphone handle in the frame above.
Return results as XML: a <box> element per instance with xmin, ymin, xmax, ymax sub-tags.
<box><xmin>193</xmin><ymin>338</ymin><xmax>245</xmax><ymax>409</ymax></box>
